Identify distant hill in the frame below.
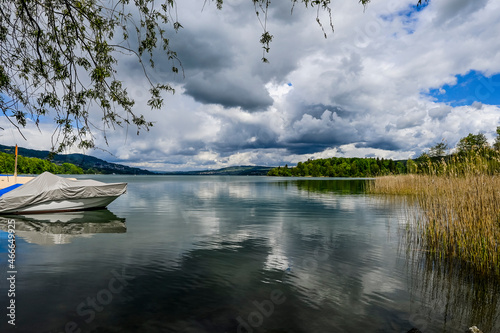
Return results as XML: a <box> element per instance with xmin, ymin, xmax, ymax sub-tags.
<box><xmin>0</xmin><ymin>144</ymin><xmax>154</xmax><ymax>175</ymax></box>
<box><xmin>162</xmin><ymin>165</ymin><xmax>273</xmax><ymax>176</ymax></box>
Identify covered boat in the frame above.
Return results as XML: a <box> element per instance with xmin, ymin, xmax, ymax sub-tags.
<box><xmin>0</xmin><ymin>172</ymin><xmax>127</xmax><ymax>214</ymax></box>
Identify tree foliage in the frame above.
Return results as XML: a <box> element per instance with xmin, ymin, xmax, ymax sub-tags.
<box><xmin>0</xmin><ymin>0</ymin><xmax>184</xmax><ymax>152</ymax></box>
<box><xmin>456</xmin><ymin>133</ymin><xmax>489</xmax><ymax>154</ymax></box>
<box><xmin>428</xmin><ymin>140</ymin><xmax>448</xmax><ymax>158</ymax></box>
<box><xmin>267</xmin><ymin>157</ymin><xmax>406</xmax><ymax>177</ymax></box>
<box><xmin>0</xmin><ymin>151</ymin><xmax>83</xmax><ymax>174</ymax></box>
<box><xmin>493</xmin><ymin>126</ymin><xmax>500</xmax><ymax>151</ymax></box>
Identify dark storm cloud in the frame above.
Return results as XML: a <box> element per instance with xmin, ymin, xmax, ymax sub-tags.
<box><xmin>285</xmin><ymin>130</ymin><xmax>354</xmax><ymax>145</ymax></box>
<box><xmin>162</xmin><ymin>19</ymin><xmax>276</xmax><ymax>111</ymax></box>
<box><xmin>211</xmin><ymin>119</ymin><xmax>282</xmax><ymax>154</ymax></box>
<box><xmin>284</xmin><ymin>143</ymin><xmax>334</xmax><ymax>155</ymax></box>
<box><xmin>267</xmin><ymin>1</ymin><xmax>306</xmax><ymax>24</ymax></box>
<box><xmin>100</xmin><ymin>140</ymin><xmax>208</xmax><ymax>166</ymax></box>
<box><xmin>207</xmin><ymin>104</ymin><xmax>362</xmax><ymax>157</ymax></box>
<box><xmin>183</xmin><ymin>73</ymin><xmax>274</xmax><ymax>111</ymax></box>
<box><xmin>355</xmin><ymin>140</ymin><xmax>402</xmax><ymax>151</ymax></box>
<box><xmin>433</xmin><ymin>0</ymin><xmax>489</xmax><ymax>27</ymax></box>
<box><xmin>162</xmin><ymin>2</ymin><xmax>319</xmax><ymax>112</ymax></box>
<box><xmin>299</xmin><ymin>104</ymin><xmax>352</xmax><ymax>121</ymax></box>
<box><xmin>168</xmin><ymin>30</ymin><xmax>234</xmax><ymax>73</ymax></box>
<box><xmin>208</xmin><ymin>103</ymin><xmax>363</xmax><ymax>156</ymax></box>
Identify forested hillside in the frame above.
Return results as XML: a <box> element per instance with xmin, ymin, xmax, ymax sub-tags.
<box><xmin>0</xmin><ymin>151</ymin><xmax>83</xmax><ymax>174</ymax></box>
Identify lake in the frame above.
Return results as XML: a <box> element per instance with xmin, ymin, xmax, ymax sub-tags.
<box><xmin>1</xmin><ymin>175</ymin><xmax>499</xmax><ymax>333</ymax></box>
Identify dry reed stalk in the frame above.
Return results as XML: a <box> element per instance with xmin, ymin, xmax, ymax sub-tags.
<box><xmin>370</xmin><ymin>174</ymin><xmax>500</xmax><ymax>276</ymax></box>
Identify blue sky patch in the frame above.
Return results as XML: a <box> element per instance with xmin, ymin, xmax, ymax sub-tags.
<box><xmin>382</xmin><ymin>1</ymin><xmax>429</xmax><ymax>21</ymax></box>
<box><xmin>405</xmin><ymin>1</ymin><xmax>430</xmax><ymax>17</ymax></box>
<box><xmin>380</xmin><ymin>2</ymin><xmax>429</xmax><ymax>34</ymax></box>
<box><xmin>427</xmin><ymin>70</ymin><xmax>500</xmax><ymax>106</ymax></box>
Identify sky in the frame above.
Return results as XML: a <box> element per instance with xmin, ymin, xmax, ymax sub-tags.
<box><xmin>1</xmin><ymin>0</ymin><xmax>500</xmax><ymax>171</ymax></box>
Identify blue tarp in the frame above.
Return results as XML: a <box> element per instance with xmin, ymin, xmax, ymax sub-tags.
<box><xmin>0</xmin><ymin>183</ymin><xmax>23</xmax><ymax>197</ymax></box>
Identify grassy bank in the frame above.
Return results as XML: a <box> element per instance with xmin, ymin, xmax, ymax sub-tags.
<box><xmin>368</xmin><ymin>173</ymin><xmax>500</xmax><ymax>277</ymax></box>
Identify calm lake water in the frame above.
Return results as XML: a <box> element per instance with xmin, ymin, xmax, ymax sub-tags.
<box><xmin>1</xmin><ymin>175</ymin><xmax>499</xmax><ymax>333</ymax></box>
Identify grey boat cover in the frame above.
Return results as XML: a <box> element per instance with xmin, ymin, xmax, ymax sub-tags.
<box><xmin>0</xmin><ymin>172</ymin><xmax>127</xmax><ymax>213</ymax></box>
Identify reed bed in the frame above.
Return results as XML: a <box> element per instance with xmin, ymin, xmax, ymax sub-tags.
<box><xmin>368</xmin><ymin>173</ymin><xmax>500</xmax><ymax>277</ymax></box>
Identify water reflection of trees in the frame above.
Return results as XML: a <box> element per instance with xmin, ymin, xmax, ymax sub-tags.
<box><xmin>287</xmin><ymin>179</ymin><xmax>369</xmax><ymax>194</ymax></box>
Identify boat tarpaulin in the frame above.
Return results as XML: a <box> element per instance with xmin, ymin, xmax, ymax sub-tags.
<box><xmin>0</xmin><ymin>172</ymin><xmax>127</xmax><ymax>213</ymax></box>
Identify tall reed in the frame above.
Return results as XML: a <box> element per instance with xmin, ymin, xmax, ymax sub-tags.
<box><xmin>368</xmin><ymin>151</ymin><xmax>500</xmax><ymax>277</ymax></box>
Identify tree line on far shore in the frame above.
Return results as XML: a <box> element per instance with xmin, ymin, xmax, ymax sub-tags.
<box><xmin>268</xmin><ymin>128</ymin><xmax>500</xmax><ymax>177</ymax></box>
<box><xmin>267</xmin><ymin>157</ymin><xmax>404</xmax><ymax>177</ymax></box>
<box><xmin>0</xmin><ymin>151</ymin><xmax>84</xmax><ymax>174</ymax></box>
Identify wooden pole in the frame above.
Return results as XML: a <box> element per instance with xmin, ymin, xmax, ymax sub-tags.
<box><xmin>14</xmin><ymin>144</ymin><xmax>18</xmax><ymax>182</ymax></box>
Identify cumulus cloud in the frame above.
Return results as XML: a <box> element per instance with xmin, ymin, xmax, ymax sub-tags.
<box><xmin>428</xmin><ymin>106</ymin><xmax>452</xmax><ymax>120</ymax></box>
<box><xmin>280</xmin><ymin>110</ymin><xmax>358</xmax><ymax>153</ymax></box>
<box><xmin>183</xmin><ymin>72</ymin><xmax>273</xmax><ymax>111</ymax></box>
